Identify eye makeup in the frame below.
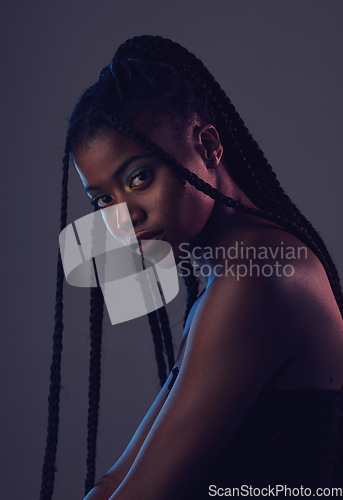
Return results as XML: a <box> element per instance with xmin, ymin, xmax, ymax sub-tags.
<box><xmin>91</xmin><ymin>194</ymin><xmax>114</xmax><ymax>209</ymax></box>
<box><xmin>89</xmin><ymin>159</ymin><xmax>158</xmax><ymax>208</ymax></box>
<box><xmin>125</xmin><ymin>160</ymin><xmax>158</xmax><ymax>189</ymax></box>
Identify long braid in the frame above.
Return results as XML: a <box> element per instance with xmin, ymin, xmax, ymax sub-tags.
<box><xmin>84</xmin><ymin>203</ymin><xmax>105</xmax><ymax>494</ymax></box>
<box><xmin>138</xmin><ymin>246</ymin><xmax>170</xmax><ymax>384</ymax></box>
<box><xmin>182</xmin><ymin>259</ymin><xmax>200</xmax><ymax>329</ymax></box>
<box><xmin>136</xmin><ymin>237</ymin><xmax>174</xmax><ymax>373</ymax></box>
<box><xmin>146</xmin><ymin>309</ymin><xmax>168</xmax><ymax>385</ymax></box>
<box><xmin>156</xmin><ymin>307</ymin><xmax>175</xmax><ymax>371</ymax></box>
<box><xmin>40</xmin><ymin>142</ymin><xmax>70</xmax><ymax>500</ymax></box>
<box><xmin>85</xmin><ymin>286</ymin><xmax>104</xmax><ymax>494</ymax></box>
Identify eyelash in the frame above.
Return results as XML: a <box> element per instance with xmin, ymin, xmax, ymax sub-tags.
<box><xmin>127</xmin><ymin>167</ymin><xmax>153</xmax><ymax>190</ymax></box>
<box><xmin>91</xmin><ymin>167</ymin><xmax>154</xmax><ymax>209</ymax></box>
<box><xmin>91</xmin><ymin>195</ymin><xmax>113</xmax><ymax>209</ymax></box>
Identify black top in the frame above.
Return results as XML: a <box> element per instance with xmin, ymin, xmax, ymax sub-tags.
<box><xmin>167</xmin><ymin>368</ymin><xmax>343</xmax><ymax>498</ymax></box>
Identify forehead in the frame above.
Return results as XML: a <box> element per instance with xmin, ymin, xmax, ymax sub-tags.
<box><xmin>73</xmin><ymin>130</ymin><xmax>145</xmax><ymax>173</ymax></box>
<box><xmin>72</xmin><ymin>118</ymin><xmax>194</xmax><ymax>178</ymax></box>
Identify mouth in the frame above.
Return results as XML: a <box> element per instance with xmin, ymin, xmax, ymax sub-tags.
<box><xmin>134</xmin><ymin>229</ymin><xmax>165</xmax><ymax>242</ymax></box>
<box><xmin>132</xmin><ymin>230</ymin><xmax>167</xmax><ymax>260</ymax></box>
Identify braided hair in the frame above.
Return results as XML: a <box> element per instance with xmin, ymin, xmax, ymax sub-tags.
<box><xmin>41</xmin><ymin>35</ymin><xmax>343</xmax><ymax>499</ymax></box>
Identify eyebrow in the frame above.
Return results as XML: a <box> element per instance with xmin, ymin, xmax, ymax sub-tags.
<box><xmin>84</xmin><ymin>154</ymin><xmax>153</xmax><ymax>193</ymax></box>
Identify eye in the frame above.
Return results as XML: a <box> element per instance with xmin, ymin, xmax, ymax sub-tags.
<box><xmin>127</xmin><ymin>168</ymin><xmax>153</xmax><ymax>190</ymax></box>
<box><xmin>92</xmin><ymin>194</ymin><xmax>114</xmax><ymax>209</ymax></box>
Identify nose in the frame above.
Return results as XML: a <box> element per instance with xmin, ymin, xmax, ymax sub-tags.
<box><xmin>116</xmin><ymin>202</ymin><xmax>132</xmax><ymax>230</ymax></box>
<box><xmin>101</xmin><ymin>201</ymin><xmax>146</xmax><ymax>245</ymax></box>
<box><xmin>116</xmin><ymin>199</ymin><xmax>146</xmax><ymax>229</ymax></box>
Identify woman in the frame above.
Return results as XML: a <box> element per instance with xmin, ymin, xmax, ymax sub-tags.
<box><xmin>40</xmin><ymin>35</ymin><xmax>343</xmax><ymax>499</ymax></box>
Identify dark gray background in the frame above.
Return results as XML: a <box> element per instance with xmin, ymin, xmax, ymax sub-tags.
<box><xmin>1</xmin><ymin>1</ymin><xmax>342</xmax><ymax>499</ymax></box>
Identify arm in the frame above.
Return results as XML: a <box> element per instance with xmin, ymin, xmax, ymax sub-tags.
<box><xmin>84</xmin><ymin>368</ymin><xmax>179</xmax><ymax>499</ymax></box>
<box><xmin>106</xmin><ymin>270</ymin><xmax>301</xmax><ymax>500</ymax></box>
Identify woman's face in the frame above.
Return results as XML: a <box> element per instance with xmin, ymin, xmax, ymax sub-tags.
<box><xmin>72</xmin><ymin>120</ymin><xmax>217</xmax><ymax>262</ymax></box>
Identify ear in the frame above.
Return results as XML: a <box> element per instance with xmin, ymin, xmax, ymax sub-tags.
<box><xmin>194</xmin><ymin>124</ymin><xmax>223</xmax><ymax>168</ymax></box>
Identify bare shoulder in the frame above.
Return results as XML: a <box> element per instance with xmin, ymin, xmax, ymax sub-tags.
<box><xmin>183</xmin><ymin>225</ymin><xmax>342</xmax><ymax>377</ymax></box>
<box><xmin>243</xmin><ymin>225</ymin><xmax>341</xmax><ymax>318</ymax></box>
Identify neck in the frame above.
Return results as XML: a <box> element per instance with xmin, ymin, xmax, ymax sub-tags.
<box><xmin>186</xmin><ymin>197</ymin><xmax>277</xmax><ymax>287</ymax></box>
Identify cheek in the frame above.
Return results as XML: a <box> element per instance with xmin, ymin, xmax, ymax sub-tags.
<box><xmin>146</xmin><ymin>169</ymin><xmax>215</xmax><ymax>242</ymax></box>
<box><xmin>182</xmin><ymin>189</ymin><xmax>214</xmax><ymax>231</ymax></box>
<box><xmin>166</xmin><ymin>185</ymin><xmax>214</xmax><ymax>240</ymax></box>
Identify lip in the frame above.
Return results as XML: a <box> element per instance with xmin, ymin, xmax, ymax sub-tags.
<box><xmin>134</xmin><ymin>229</ymin><xmax>165</xmax><ymax>242</ymax></box>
